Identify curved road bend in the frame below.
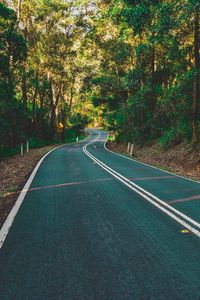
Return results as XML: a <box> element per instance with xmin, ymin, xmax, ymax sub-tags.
<box><xmin>0</xmin><ymin>130</ymin><xmax>200</xmax><ymax>299</ymax></box>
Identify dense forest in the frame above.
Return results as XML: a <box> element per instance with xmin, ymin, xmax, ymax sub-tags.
<box><xmin>0</xmin><ymin>0</ymin><xmax>199</xmax><ymax>154</ymax></box>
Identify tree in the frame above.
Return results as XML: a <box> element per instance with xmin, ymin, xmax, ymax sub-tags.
<box><xmin>0</xmin><ymin>3</ymin><xmax>27</xmax><ymax>149</ymax></box>
<box><xmin>1</xmin><ymin>0</ymin><xmax>200</xmax><ymax>152</ymax></box>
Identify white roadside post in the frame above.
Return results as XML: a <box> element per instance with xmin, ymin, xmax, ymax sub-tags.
<box><xmin>26</xmin><ymin>141</ymin><xmax>29</xmax><ymax>153</ymax></box>
<box><xmin>76</xmin><ymin>137</ymin><xmax>79</xmax><ymax>142</ymax></box>
<box><xmin>127</xmin><ymin>142</ymin><xmax>130</xmax><ymax>153</ymax></box>
<box><xmin>21</xmin><ymin>143</ymin><xmax>23</xmax><ymax>155</ymax></box>
<box><xmin>130</xmin><ymin>144</ymin><xmax>134</xmax><ymax>157</ymax></box>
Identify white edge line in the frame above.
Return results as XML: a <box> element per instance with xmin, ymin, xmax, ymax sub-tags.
<box><xmin>84</xmin><ymin>147</ymin><xmax>200</xmax><ymax>237</ymax></box>
<box><xmin>103</xmin><ymin>133</ymin><xmax>200</xmax><ymax>185</ymax></box>
<box><xmin>85</xmin><ymin>142</ymin><xmax>200</xmax><ymax>230</ymax></box>
<box><xmin>83</xmin><ymin>130</ymin><xmax>200</xmax><ymax>237</ymax></box>
<box><xmin>0</xmin><ymin>145</ymin><xmax>63</xmax><ymax>249</ymax></box>
<box><xmin>0</xmin><ymin>133</ymin><xmax>93</xmax><ymax>250</ymax></box>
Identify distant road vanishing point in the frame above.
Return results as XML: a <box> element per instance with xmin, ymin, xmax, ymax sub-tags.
<box><xmin>1</xmin><ymin>129</ymin><xmax>200</xmax><ymax>299</ymax></box>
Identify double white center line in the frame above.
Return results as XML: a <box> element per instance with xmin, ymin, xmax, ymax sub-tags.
<box><xmin>83</xmin><ymin>133</ymin><xmax>200</xmax><ymax>238</ymax></box>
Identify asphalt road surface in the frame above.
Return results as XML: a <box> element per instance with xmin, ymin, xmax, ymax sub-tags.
<box><xmin>1</xmin><ymin>129</ymin><xmax>200</xmax><ymax>300</ymax></box>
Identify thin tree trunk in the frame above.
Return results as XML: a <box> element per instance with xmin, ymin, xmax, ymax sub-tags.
<box><xmin>69</xmin><ymin>76</ymin><xmax>75</xmax><ymax>112</ymax></box>
<box><xmin>39</xmin><ymin>89</ymin><xmax>45</xmax><ymax>140</ymax></box>
<box><xmin>21</xmin><ymin>14</ymin><xmax>28</xmax><ymax>107</ymax></box>
<box><xmin>49</xmin><ymin>82</ymin><xmax>55</xmax><ymax>140</ymax></box>
<box><xmin>60</xmin><ymin>84</ymin><xmax>66</xmax><ymax>142</ymax></box>
<box><xmin>32</xmin><ymin>72</ymin><xmax>38</xmax><ymax>124</ymax></box>
<box><xmin>49</xmin><ymin>83</ymin><xmax>62</xmax><ymax>140</ymax></box>
<box><xmin>17</xmin><ymin>0</ymin><xmax>22</xmax><ymax>21</ymax></box>
<box><xmin>22</xmin><ymin>73</ymin><xmax>27</xmax><ymax>107</ymax></box>
<box><xmin>192</xmin><ymin>5</ymin><xmax>199</xmax><ymax>143</ymax></box>
<box><xmin>151</xmin><ymin>44</ymin><xmax>156</xmax><ymax>113</ymax></box>
<box><xmin>31</xmin><ymin>86</ymin><xmax>38</xmax><ymax>136</ymax></box>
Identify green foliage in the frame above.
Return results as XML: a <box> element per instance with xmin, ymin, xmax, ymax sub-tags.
<box><xmin>29</xmin><ymin>137</ymin><xmax>51</xmax><ymax>149</ymax></box>
<box><xmin>122</xmin><ymin>4</ymin><xmax>150</xmax><ymax>34</ymax></box>
<box><xmin>87</xmin><ymin>0</ymin><xmax>200</xmax><ymax>147</ymax></box>
<box><xmin>66</xmin><ymin>113</ymin><xmax>88</xmax><ymax>142</ymax></box>
<box><xmin>0</xmin><ymin>1</ymin><xmax>94</xmax><ymax>156</ymax></box>
<box><xmin>159</xmin><ymin>118</ymin><xmax>192</xmax><ymax>149</ymax></box>
<box><xmin>0</xmin><ymin>3</ymin><xmax>28</xmax><ymax>152</ymax></box>
<box><xmin>0</xmin><ymin>146</ymin><xmax>21</xmax><ymax>158</ymax></box>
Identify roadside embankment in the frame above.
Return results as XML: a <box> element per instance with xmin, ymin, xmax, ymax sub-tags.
<box><xmin>107</xmin><ymin>142</ymin><xmax>200</xmax><ymax>182</ymax></box>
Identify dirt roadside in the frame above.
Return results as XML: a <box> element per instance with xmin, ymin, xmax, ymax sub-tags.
<box><xmin>0</xmin><ymin>146</ymin><xmax>56</xmax><ymax>228</ymax></box>
<box><xmin>107</xmin><ymin>142</ymin><xmax>200</xmax><ymax>181</ymax></box>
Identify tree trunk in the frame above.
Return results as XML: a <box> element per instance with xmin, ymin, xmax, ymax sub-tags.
<box><xmin>69</xmin><ymin>76</ymin><xmax>76</xmax><ymax>112</ymax></box>
<box><xmin>192</xmin><ymin>5</ymin><xmax>199</xmax><ymax>143</ymax></box>
<box><xmin>21</xmin><ymin>12</ymin><xmax>28</xmax><ymax>107</ymax></box>
<box><xmin>39</xmin><ymin>89</ymin><xmax>45</xmax><ymax>140</ymax></box>
<box><xmin>22</xmin><ymin>73</ymin><xmax>27</xmax><ymax>107</ymax></box>
<box><xmin>60</xmin><ymin>85</ymin><xmax>66</xmax><ymax>142</ymax></box>
<box><xmin>17</xmin><ymin>0</ymin><xmax>22</xmax><ymax>21</ymax></box>
<box><xmin>32</xmin><ymin>73</ymin><xmax>39</xmax><ymax>124</ymax></box>
<box><xmin>151</xmin><ymin>44</ymin><xmax>156</xmax><ymax>113</ymax></box>
<box><xmin>49</xmin><ymin>83</ymin><xmax>62</xmax><ymax>141</ymax></box>
<box><xmin>49</xmin><ymin>82</ymin><xmax>55</xmax><ymax>141</ymax></box>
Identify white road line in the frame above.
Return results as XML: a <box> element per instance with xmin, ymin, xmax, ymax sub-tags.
<box><xmin>103</xmin><ymin>132</ymin><xmax>200</xmax><ymax>185</ymax></box>
<box><xmin>95</xmin><ymin>130</ymin><xmax>200</xmax><ymax>229</ymax></box>
<box><xmin>0</xmin><ymin>134</ymin><xmax>94</xmax><ymax>250</ymax></box>
<box><xmin>0</xmin><ymin>145</ymin><xmax>64</xmax><ymax>249</ymax></box>
<box><xmin>86</xmin><ymin>146</ymin><xmax>200</xmax><ymax>230</ymax></box>
<box><xmin>83</xmin><ymin>130</ymin><xmax>200</xmax><ymax>238</ymax></box>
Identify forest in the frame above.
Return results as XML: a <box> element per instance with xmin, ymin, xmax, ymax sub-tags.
<box><xmin>0</xmin><ymin>0</ymin><xmax>199</xmax><ymax>155</ymax></box>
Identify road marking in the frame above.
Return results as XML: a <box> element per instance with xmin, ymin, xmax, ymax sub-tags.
<box><xmin>168</xmin><ymin>195</ymin><xmax>200</xmax><ymax>205</ymax></box>
<box><xmin>103</xmin><ymin>133</ymin><xmax>200</xmax><ymax>185</ymax></box>
<box><xmin>0</xmin><ymin>133</ymin><xmax>97</xmax><ymax>249</ymax></box>
<box><xmin>22</xmin><ymin>177</ymin><xmax>113</xmax><ymax>193</ymax></box>
<box><xmin>0</xmin><ymin>146</ymin><xmax>65</xmax><ymax>249</ymax></box>
<box><xmin>131</xmin><ymin>175</ymin><xmax>174</xmax><ymax>181</ymax></box>
<box><xmin>83</xmin><ymin>131</ymin><xmax>200</xmax><ymax>238</ymax></box>
<box><xmin>2</xmin><ymin>175</ymin><xmax>173</xmax><ymax>198</ymax></box>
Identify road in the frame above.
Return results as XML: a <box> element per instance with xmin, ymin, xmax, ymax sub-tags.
<box><xmin>0</xmin><ymin>129</ymin><xmax>200</xmax><ymax>299</ymax></box>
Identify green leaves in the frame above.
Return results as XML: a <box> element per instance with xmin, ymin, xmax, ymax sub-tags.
<box><xmin>1</xmin><ymin>0</ymin><xmax>200</xmax><ymax>151</ymax></box>
<box><xmin>122</xmin><ymin>4</ymin><xmax>150</xmax><ymax>34</ymax></box>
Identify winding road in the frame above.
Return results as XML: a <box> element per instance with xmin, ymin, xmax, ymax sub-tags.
<box><xmin>1</xmin><ymin>129</ymin><xmax>200</xmax><ymax>299</ymax></box>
